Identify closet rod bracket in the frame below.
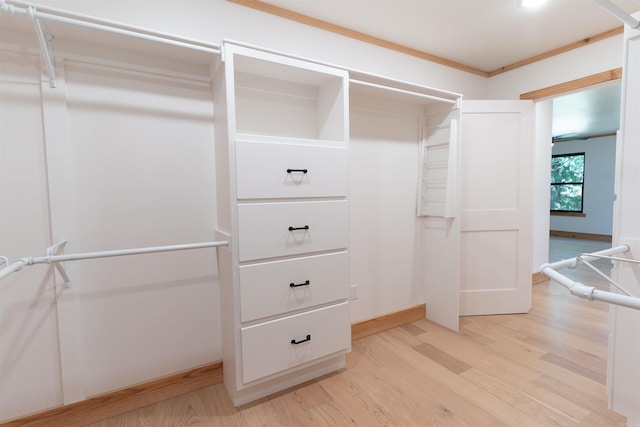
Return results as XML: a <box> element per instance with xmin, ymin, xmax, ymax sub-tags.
<box><xmin>47</xmin><ymin>241</ymin><xmax>71</xmax><ymax>288</ymax></box>
<box><xmin>28</xmin><ymin>7</ymin><xmax>57</xmax><ymax>88</ymax></box>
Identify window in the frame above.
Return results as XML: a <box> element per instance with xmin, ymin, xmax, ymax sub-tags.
<box><xmin>550</xmin><ymin>152</ymin><xmax>585</xmax><ymax>212</ymax></box>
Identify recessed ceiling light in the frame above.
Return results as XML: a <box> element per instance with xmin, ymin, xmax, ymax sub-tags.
<box><xmin>519</xmin><ymin>0</ymin><xmax>548</xmax><ymax>8</ymax></box>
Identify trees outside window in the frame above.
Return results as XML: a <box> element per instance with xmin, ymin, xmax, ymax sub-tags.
<box><xmin>550</xmin><ymin>152</ymin><xmax>585</xmax><ymax>212</ymax></box>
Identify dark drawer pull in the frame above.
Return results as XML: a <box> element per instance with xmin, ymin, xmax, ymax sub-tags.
<box><xmin>288</xmin><ymin>225</ymin><xmax>309</xmax><ymax>231</ymax></box>
<box><xmin>287</xmin><ymin>168</ymin><xmax>308</xmax><ymax>174</ymax></box>
<box><xmin>291</xmin><ymin>334</ymin><xmax>311</xmax><ymax>345</ymax></box>
<box><xmin>290</xmin><ymin>280</ymin><xmax>310</xmax><ymax>288</ymax></box>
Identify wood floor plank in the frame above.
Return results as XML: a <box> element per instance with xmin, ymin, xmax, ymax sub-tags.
<box><xmin>347</xmin><ymin>335</ymin><xmax>503</xmax><ymax>427</ymax></box>
<box><xmin>459</xmin><ymin>368</ymin><xmax>581</xmax><ymax>426</ymax></box>
<box><xmin>535</xmin><ymin>374</ymin><xmax>625</xmax><ymax>423</ymax></box>
<box><xmin>412</xmin><ymin>314</ymin><xmax>599</xmax><ymax>423</ymax></box>
<box><xmin>412</xmin><ymin>341</ymin><xmax>472</xmax><ymax>374</ymax></box>
<box><xmin>417</xmin><ymin>321</ymin><xmax>544</xmax><ymax>383</ymax></box>
<box><xmin>540</xmin><ymin>352</ymin><xmax>606</xmax><ymax>385</ymax></box>
<box><xmin>462</xmin><ymin>314</ymin><xmax>607</xmax><ymax>378</ymax></box>
<box><xmin>484</xmin><ymin>313</ymin><xmax>608</xmax><ymax>358</ymax></box>
<box><xmin>366</xmin><ymin>333</ymin><xmax>549</xmax><ymax>427</ymax></box>
<box><xmin>84</xmin><ymin>278</ymin><xmax>625</xmax><ymax>427</ymax></box>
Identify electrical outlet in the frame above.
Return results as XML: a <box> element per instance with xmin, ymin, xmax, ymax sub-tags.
<box><xmin>350</xmin><ymin>284</ymin><xmax>359</xmax><ymax>300</ymax></box>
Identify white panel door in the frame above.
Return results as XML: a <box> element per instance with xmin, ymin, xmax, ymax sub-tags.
<box><xmin>459</xmin><ymin>100</ymin><xmax>534</xmax><ymax>315</ymax></box>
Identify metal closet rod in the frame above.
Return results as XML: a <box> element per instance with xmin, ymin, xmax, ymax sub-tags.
<box><xmin>0</xmin><ymin>0</ymin><xmax>221</xmax><ymax>55</ymax></box>
<box><xmin>0</xmin><ymin>240</ymin><xmax>229</xmax><ymax>282</ymax></box>
<box><xmin>540</xmin><ymin>244</ymin><xmax>640</xmax><ymax>311</ymax></box>
<box><xmin>350</xmin><ymin>79</ymin><xmax>458</xmax><ymax>105</ymax></box>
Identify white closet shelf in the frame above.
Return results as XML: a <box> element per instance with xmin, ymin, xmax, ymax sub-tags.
<box><xmin>0</xmin><ymin>0</ymin><xmax>221</xmax><ymax>87</ymax></box>
<box><xmin>234</xmin><ymin>133</ymin><xmax>346</xmax><ymax>146</ymax></box>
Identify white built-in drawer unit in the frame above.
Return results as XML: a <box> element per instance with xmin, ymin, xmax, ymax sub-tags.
<box><xmin>235</xmin><ymin>140</ymin><xmax>348</xmax><ymax>199</ymax></box>
<box><xmin>215</xmin><ymin>41</ymin><xmax>350</xmax><ymax>405</ymax></box>
<box><xmin>240</xmin><ymin>302</ymin><xmax>350</xmax><ymax>383</ymax></box>
<box><xmin>237</xmin><ymin>200</ymin><xmax>348</xmax><ymax>262</ymax></box>
<box><xmin>239</xmin><ymin>251</ymin><xmax>349</xmax><ymax>322</ymax></box>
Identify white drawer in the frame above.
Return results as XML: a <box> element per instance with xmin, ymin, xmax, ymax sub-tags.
<box><xmin>236</xmin><ymin>141</ymin><xmax>347</xmax><ymax>199</ymax></box>
<box><xmin>241</xmin><ymin>302</ymin><xmax>350</xmax><ymax>384</ymax></box>
<box><xmin>237</xmin><ymin>200</ymin><xmax>348</xmax><ymax>261</ymax></box>
<box><xmin>239</xmin><ymin>251</ymin><xmax>349</xmax><ymax>322</ymax></box>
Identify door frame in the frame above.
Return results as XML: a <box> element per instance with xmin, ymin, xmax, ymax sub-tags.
<box><xmin>519</xmin><ymin>68</ymin><xmax>622</xmax><ymax>281</ymax></box>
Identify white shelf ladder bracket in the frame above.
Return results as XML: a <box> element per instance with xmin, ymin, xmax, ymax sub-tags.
<box><xmin>47</xmin><ymin>240</ymin><xmax>71</xmax><ymax>288</ymax></box>
<box><xmin>28</xmin><ymin>6</ymin><xmax>57</xmax><ymax>88</ymax></box>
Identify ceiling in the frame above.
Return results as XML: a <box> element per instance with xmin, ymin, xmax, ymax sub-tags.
<box><xmin>0</xmin><ymin>0</ymin><xmax>632</xmax><ymax>140</ymax></box>
<box><xmin>255</xmin><ymin>0</ymin><xmax>634</xmax><ymax>140</ymax></box>
<box><xmin>552</xmin><ymin>80</ymin><xmax>621</xmax><ymax>141</ymax></box>
<box><xmin>256</xmin><ymin>0</ymin><xmax>639</xmax><ymax>74</ymax></box>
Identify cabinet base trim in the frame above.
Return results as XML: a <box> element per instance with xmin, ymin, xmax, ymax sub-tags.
<box><xmin>232</xmin><ymin>355</ymin><xmax>346</xmax><ymax>406</ymax></box>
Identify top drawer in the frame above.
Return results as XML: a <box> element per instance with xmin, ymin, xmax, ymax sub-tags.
<box><xmin>235</xmin><ymin>141</ymin><xmax>347</xmax><ymax>199</ymax></box>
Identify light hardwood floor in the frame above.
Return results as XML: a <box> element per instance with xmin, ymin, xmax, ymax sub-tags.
<box><xmin>87</xmin><ymin>265</ymin><xmax>626</xmax><ymax>426</ymax></box>
<box><xmin>548</xmin><ymin>236</ymin><xmax>614</xmax><ymax>290</ymax></box>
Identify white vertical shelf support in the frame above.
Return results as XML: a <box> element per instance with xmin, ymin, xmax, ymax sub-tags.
<box><xmin>39</xmin><ymin>58</ymin><xmax>85</xmax><ymax>405</ymax></box>
<box><xmin>29</xmin><ymin>7</ymin><xmax>57</xmax><ymax>88</ymax></box>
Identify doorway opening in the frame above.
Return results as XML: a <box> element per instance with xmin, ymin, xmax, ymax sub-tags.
<box><xmin>548</xmin><ymin>80</ymin><xmax>620</xmax><ymax>287</ymax></box>
<box><xmin>520</xmin><ymin>68</ymin><xmax>622</xmax><ymax>280</ymax></box>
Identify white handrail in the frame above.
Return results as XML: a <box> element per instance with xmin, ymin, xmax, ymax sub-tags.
<box><xmin>540</xmin><ymin>244</ymin><xmax>640</xmax><ymax>311</ymax></box>
<box><xmin>0</xmin><ymin>240</ymin><xmax>229</xmax><ymax>284</ymax></box>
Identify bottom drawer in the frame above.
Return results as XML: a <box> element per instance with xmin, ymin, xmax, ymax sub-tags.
<box><xmin>241</xmin><ymin>302</ymin><xmax>350</xmax><ymax>384</ymax></box>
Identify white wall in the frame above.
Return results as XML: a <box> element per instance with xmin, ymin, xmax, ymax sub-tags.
<box><xmin>550</xmin><ymin>136</ymin><xmax>616</xmax><ymax>236</ymax></box>
<box><xmin>533</xmin><ymin>100</ymin><xmax>553</xmax><ymax>271</ymax></box>
<box><xmin>63</xmin><ymin>59</ymin><xmax>219</xmax><ymax>397</ymax></box>
<box><xmin>349</xmin><ymin>95</ymin><xmax>425</xmax><ymax>323</ymax></box>
<box><xmin>0</xmin><ymin>40</ymin><xmax>64</xmax><ymax>420</ymax></box>
<box><xmin>0</xmin><ymin>1</ymin><xmax>486</xmax><ymax>421</ymax></box>
<box><xmin>0</xmin><ymin>29</ymin><xmax>218</xmax><ymax>420</ymax></box>
<box><xmin>0</xmin><ymin>0</ymin><xmax>630</xmax><ymax>421</ymax></box>
<box><xmin>608</xmin><ymin>20</ymin><xmax>640</xmax><ymax>423</ymax></box>
<box><xmin>486</xmin><ymin>35</ymin><xmax>624</xmax><ymax>99</ymax></box>
<box><xmin>486</xmin><ymin>36</ymin><xmax>624</xmax><ymax>272</ymax></box>
<box><xmin>35</xmin><ymin>0</ymin><xmax>487</xmax><ymax>98</ymax></box>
